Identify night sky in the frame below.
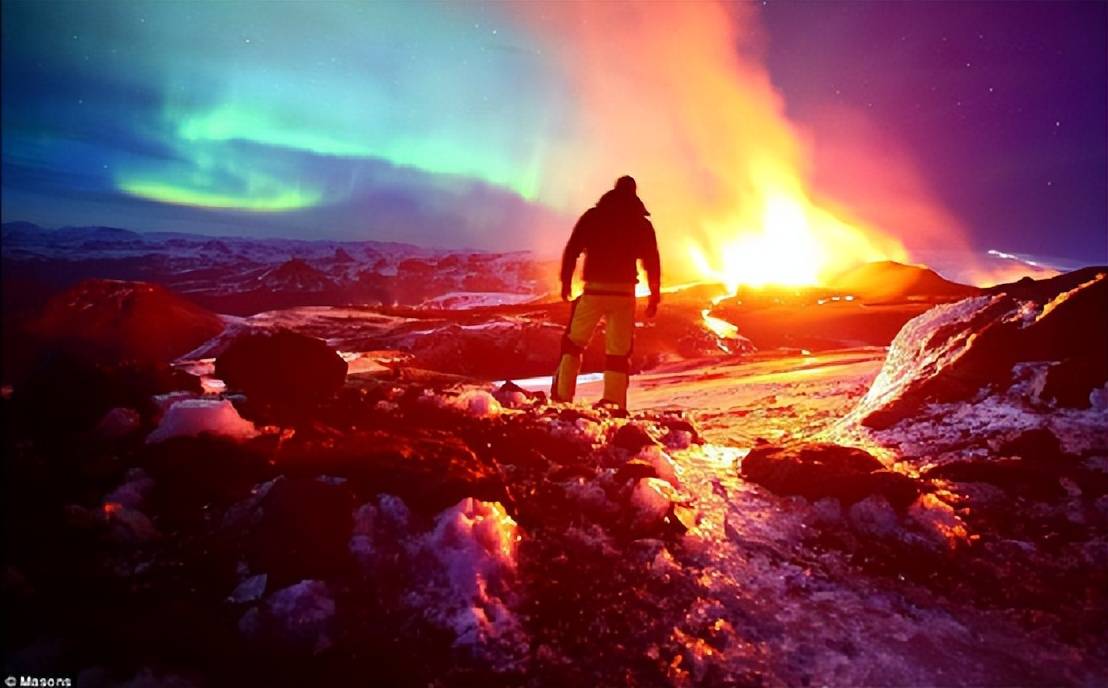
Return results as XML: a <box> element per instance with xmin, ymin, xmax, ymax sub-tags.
<box><xmin>761</xmin><ymin>1</ymin><xmax>1107</xmax><ymax>265</ymax></box>
<box><xmin>2</xmin><ymin>1</ymin><xmax>1104</xmax><ymax>268</ymax></box>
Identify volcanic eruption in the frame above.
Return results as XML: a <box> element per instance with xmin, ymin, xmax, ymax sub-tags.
<box><xmin>513</xmin><ymin>2</ymin><xmax>988</xmax><ymax>292</ymax></box>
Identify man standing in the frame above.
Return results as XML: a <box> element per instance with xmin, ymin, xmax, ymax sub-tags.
<box><xmin>552</xmin><ymin>175</ymin><xmax>661</xmax><ymax>410</ymax></box>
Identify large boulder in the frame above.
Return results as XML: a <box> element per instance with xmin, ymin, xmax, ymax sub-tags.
<box><xmin>30</xmin><ymin>279</ymin><xmax>224</xmax><ymax>362</ymax></box>
<box><xmin>215</xmin><ymin>330</ymin><xmax>348</xmax><ymax>413</ymax></box>
<box><xmin>740</xmin><ymin>442</ymin><xmax>922</xmax><ymax>509</ymax></box>
<box><xmin>854</xmin><ymin>268</ymin><xmax>1107</xmax><ymax>428</ymax></box>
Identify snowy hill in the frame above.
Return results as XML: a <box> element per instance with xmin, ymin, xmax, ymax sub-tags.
<box><xmin>1</xmin><ymin>221</ymin><xmax>556</xmax><ymax>315</ymax></box>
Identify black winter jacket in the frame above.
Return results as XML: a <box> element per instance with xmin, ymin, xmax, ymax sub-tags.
<box><xmin>560</xmin><ymin>190</ymin><xmax>661</xmax><ymax>297</ymax></box>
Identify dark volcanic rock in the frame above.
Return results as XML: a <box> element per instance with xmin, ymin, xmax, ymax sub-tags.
<box><xmin>242</xmin><ymin>477</ymin><xmax>355</xmax><ymax>587</ymax></box>
<box><xmin>405</xmin><ymin>318</ymin><xmax>561</xmax><ymax>380</ymax></box>
<box><xmin>922</xmin><ymin>458</ymin><xmax>1066</xmax><ymax>500</ymax></box>
<box><xmin>30</xmin><ymin>279</ymin><xmax>224</xmax><ymax>362</ymax></box>
<box><xmin>272</xmin><ymin>430</ymin><xmax>505</xmax><ymax>515</ymax></box>
<box><xmin>215</xmin><ymin>330</ymin><xmax>348</xmax><ymax>416</ymax></box>
<box><xmin>1038</xmin><ymin>356</ymin><xmax>1108</xmax><ymax>408</ymax></box>
<box><xmin>142</xmin><ymin>435</ymin><xmax>272</xmax><ymax>528</ymax></box>
<box><xmin>493</xmin><ymin>380</ymin><xmax>545</xmax><ymax>408</ymax></box>
<box><xmin>397</xmin><ymin>258</ymin><xmax>435</xmax><ymax>274</ymax></box>
<box><xmin>741</xmin><ymin>442</ymin><xmax>923</xmax><ymax>509</ymax></box>
<box><xmin>14</xmin><ymin>352</ymin><xmax>201</xmax><ymax>434</ymax></box>
<box><xmin>996</xmin><ymin>427</ymin><xmax>1065</xmax><ymax>462</ymax></box>
<box><xmin>924</xmin><ymin>428</ymin><xmax>1088</xmax><ymax>500</ymax></box>
<box><xmin>611</xmin><ymin>423</ymin><xmax>656</xmax><ymax>452</ymax></box>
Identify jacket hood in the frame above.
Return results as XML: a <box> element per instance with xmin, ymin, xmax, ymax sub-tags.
<box><xmin>596</xmin><ymin>189</ymin><xmax>650</xmax><ymax>217</ymax></box>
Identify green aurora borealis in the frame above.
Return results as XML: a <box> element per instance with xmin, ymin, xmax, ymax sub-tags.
<box><xmin>2</xmin><ymin>0</ymin><xmax>565</xmax><ymax>241</ymax></box>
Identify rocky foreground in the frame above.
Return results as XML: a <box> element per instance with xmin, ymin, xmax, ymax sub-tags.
<box><xmin>3</xmin><ymin>269</ymin><xmax>1107</xmax><ymax>687</ymax></box>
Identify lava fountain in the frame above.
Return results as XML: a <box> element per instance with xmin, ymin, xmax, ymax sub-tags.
<box><xmin>688</xmin><ymin>177</ymin><xmax>908</xmax><ymax>292</ymax></box>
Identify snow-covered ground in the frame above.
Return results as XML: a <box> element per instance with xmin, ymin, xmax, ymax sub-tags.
<box><xmin>5</xmin><ymin>243</ymin><xmax>1106</xmax><ymax>684</ymax></box>
<box><xmin>418</xmin><ymin>292</ymin><xmax>541</xmax><ymax>310</ymax></box>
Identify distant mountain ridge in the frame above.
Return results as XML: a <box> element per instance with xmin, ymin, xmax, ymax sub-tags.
<box><xmin>1</xmin><ymin>221</ymin><xmax>555</xmax><ymax>316</ymax></box>
<box><xmin>827</xmin><ymin>260</ymin><xmax>980</xmax><ymax>303</ymax></box>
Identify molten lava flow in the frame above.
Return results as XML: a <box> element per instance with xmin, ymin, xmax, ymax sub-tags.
<box><xmin>700</xmin><ymin>292</ymin><xmax>743</xmax><ymax>352</ymax></box>
<box><xmin>701</xmin><ymin>310</ymin><xmax>738</xmax><ymax>341</ymax></box>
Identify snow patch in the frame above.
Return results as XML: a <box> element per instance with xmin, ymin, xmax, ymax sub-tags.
<box><xmin>512</xmin><ymin>372</ymin><xmax>603</xmax><ymax>392</ymax></box>
<box><xmin>228</xmin><ymin>574</ymin><xmax>268</xmax><ymax>604</ymax></box>
<box><xmin>434</xmin><ymin>389</ymin><xmax>503</xmax><ymax>418</ymax></box>
<box><xmin>104</xmin><ymin>468</ymin><xmax>154</xmax><ymax>511</ymax></box>
<box><xmin>907</xmin><ymin>494</ymin><xmax>969</xmax><ymax>549</ymax></box>
<box><xmin>418</xmin><ymin>291</ymin><xmax>537</xmax><ymax>310</ymax></box>
<box><xmin>241</xmin><ymin>579</ymin><xmax>335</xmax><ymax>654</ymax></box>
<box><xmin>146</xmin><ymin>398</ymin><xmax>258</xmax><ymax>444</ymax></box>
<box><xmin>852</xmin><ymin>295</ymin><xmax>1002</xmax><ymax>423</ymax></box>
<box><xmin>418</xmin><ymin>497</ymin><xmax>526</xmax><ymax>667</ymax></box>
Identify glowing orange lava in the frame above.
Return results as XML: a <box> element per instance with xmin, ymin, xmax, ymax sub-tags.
<box><xmin>688</xmin><ymin>173</ymin><xmax>908</xmax><ymax>291</ymax></box>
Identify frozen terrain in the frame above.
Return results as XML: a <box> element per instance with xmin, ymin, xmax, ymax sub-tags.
<box><xmin>2</xmin><ymin>226</ymin><xmax>1105</xmax><ymax>686</ymax></box>
<box><xmin>1</xmin><ymin>222</ymin><xmax>554</xmax><ymax>315</ymax></box>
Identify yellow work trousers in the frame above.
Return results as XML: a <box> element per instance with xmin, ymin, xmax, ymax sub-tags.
<box><xmin>552</xmin><ymin>282</ymin><xmax>635</xmax><ymax>408</ymax></box>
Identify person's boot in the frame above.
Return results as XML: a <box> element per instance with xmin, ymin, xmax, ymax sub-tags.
<box><xmin>552</xmin><ymin>353</ymin><xmax>582</xmax><ymax>403</ymax></box>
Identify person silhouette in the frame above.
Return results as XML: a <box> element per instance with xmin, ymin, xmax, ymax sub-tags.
<box><xmin>552</xmin><ymin>175</ymin><xmax>661</xmax><ymax>410</ymax></box>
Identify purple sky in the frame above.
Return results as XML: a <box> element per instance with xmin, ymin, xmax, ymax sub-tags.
<box><xmin>762</xmin><ymin>0</ymin><xmax>1107</xmax><ymax>264</ymax></box>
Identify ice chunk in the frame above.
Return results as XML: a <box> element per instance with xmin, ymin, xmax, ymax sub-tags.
<box><xmin>104</xmin><ymin>468</ymin><xmax>154</xmax><ymax>510</ymax></box>
<box><xmin>564</xmin><ymin>478</ymin><xmax>611</xmax><ymax>512</ymax></box>
<box><xmin>907</xmin><ymin>493</ymin><xmax>968</xmax><ymax>549</ymax></box>
<box><xmin>228</xmin><ymin>573</ymin><xmax>268</xmax><ymax>604</ymax></box>
<box><xmin>434</xmin><ymin>389</ymin><xmax>503</xmax><ymax>418</ymax></box>
<box><xmin>462</xmin><ymin>390</ymin><xmax>502</xmax><ymax>417</ymax></box>
<box><xmin>263</xmin><ymin>579</ymin><xmax>335</xmax><ymax>653</ymax></box>
<box><xmin>349</xmin><ymin>494</ymin><xmax>414</xmax><ymax>572</ymax></box>
<box><xmin>146</xmin><ymin>398</ymin><xmax>258</xmax><ymax>444</ymax></box>
<box><xmin>418</xmin><ymin>291</ymin><xmax>537</xmax><ymax>309</ymax></box>
<box><xmin>96</xmin><ymin>406</ymin><xmax>141</xmax><ymax>438</ymax></box>
<box><xmin>421</xmin><ymin>497</ymin><xmax>526</xmax><ymax>665</ymax></box>
<box><xmin>377</xmin><ymin>493</ymin><xmax>412</xmax><ymax>529</ymax></box>
<box><xmin>152</xmin><ymin>391</ymin><xmax>195</xmax><ymax>413</ymax></box>
<box><xmin>349</xmin><ymin>501</ymin><xmax>380</xmax><ymax>567</ymax></box>
<box><xmin>101</xmin><ymin>501</ymin><xmax>159</xmax><ymax>544</ymax></box>
<box><xmin>664</xmin><ymin>429</ymin><xmax>694</xmax><ymax>450</ymax></box>
<box><xmin>848</xmin><ymin>496</ymin><xmax>899</xmax><ymax>538</ymax></box>
<box><xmin>352</xmin><ymin>502</ymin><xmax>377</xmax><ymax>535</ymax></box>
